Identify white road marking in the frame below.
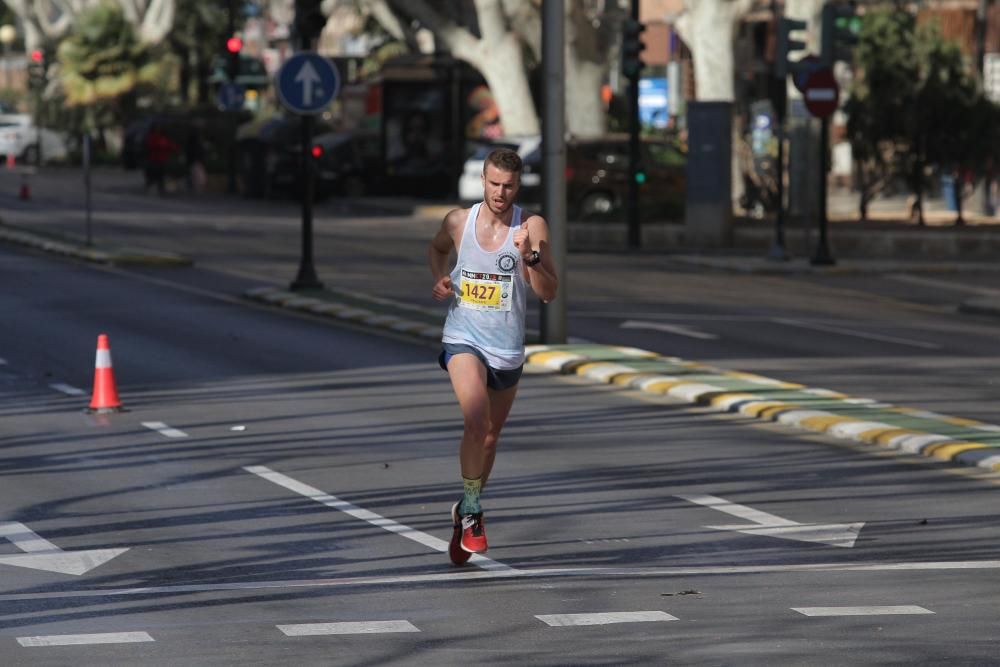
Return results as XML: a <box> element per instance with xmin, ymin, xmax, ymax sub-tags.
<box><xmin>141</xmin><ymin>421</ymin><xmax>189</xmax><ymax>438</ymax></box>
<box><xmin>887</xmin><ymin>273</ymin><xmax>1000</xmax><ymax>297</ymax></box>
<box><xmin>244</xmin><ymin>465</ymin><xmax>513</xmax><ymax>572</ymax></box>
<box><xmin>676</xmin><ymin>494</ymin><xmax>864</xmax><ymax>548</ymax></box>
<box><xmin>536</xmin><ymin>611</ymin><xmax>678</xmax><ymax>627</ymax></box>
<box><xmin>278</xmin><ymin>620</ymin><xmax>420</xmax><ymax>636</ymax></box>
<box><xmin>0</xmin><ymin>522</ymin><xmax>129</xmax><ymax>575</ymax></box>
<box><xmin>792</xmin><ymin>605</ymin><xmax>934</xmax><ymax>617</ymax></box>
<box><xmin>0</xmin><ymin>357</ymin><xmax>7</xmax><ymax>365</ymax></box>
<box><xmin>49</xmin><ymin>383</ymin><xmax>86</xmax><ymax>396</ymax></box>
<box><xmin>621</xmin><ymin>319</ymin><xmax>719</xmax><ymax>340</ymax></box>
<box><xmin>772</xmin><ymin>318</ymin><xmax>941</xmax><ymax>350</ymax></box>
<box><xmin>18</xmin><ymin>632</ymin><xmax>154</xmax><ymax>647</ymax></box>
<box><xmin>2</xmin><ymin>561</ymin><xmax>998</xmax><ymax>602</ymax></box>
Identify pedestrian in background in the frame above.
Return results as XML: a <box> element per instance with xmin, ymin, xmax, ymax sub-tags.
<box><xmin>427</xmin><ymin>148</ymin><xmax>558</xmax><ymax>561</ymax></box>
<box><xmin>143</xmin><ymin>123</ymin><xmax>177</xmax><ymax>196</ymax></box>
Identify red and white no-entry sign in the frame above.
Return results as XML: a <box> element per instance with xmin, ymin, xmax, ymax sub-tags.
<box><xmin>803</xmin><ymin>68</ymin><xmax>839</xmax><ymax>118</ymax></box>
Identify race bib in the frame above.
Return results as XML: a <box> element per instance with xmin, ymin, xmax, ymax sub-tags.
<box><xmin>457</xmin><ymin>269</ymin><xmax>513</xmax><ymax>312</ymax></box>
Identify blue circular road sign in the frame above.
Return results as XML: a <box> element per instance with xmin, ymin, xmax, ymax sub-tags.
<box><xmin>276</xmin><ymin>52</ymin><xmax>340</xmax><ymax>115</ymax></box>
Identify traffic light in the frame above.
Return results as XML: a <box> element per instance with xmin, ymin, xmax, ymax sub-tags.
<box><xmin>226</xmin><ymin>35</ymin><xmax>243</xmax><ymax>54</ymax></box>
<box><xmin>775</xmin><ymin>17</ymin><xmax>808</xmax><ymax>80</ymax></box>
<box><xmin>621</xmin><ymin>19</ymin><xmax>646</xmax><ymax>80</ymax></box>
<box><xmin>27</xmin><ymin>49</ymin><xmax>46</xmax><ymax>90</ymax></box>
<box><xmin>295</xmin><ymin>0</ymin><xmax>326</xmax><ymax>48</ymax></box>
<box><xmin>634</xmin><ymin>165</ymin><xmax>647</xmax><ymax>185</ymax></box>
<box><xmin>820</xmin><ymin>2</ymin><xmax>859</xmax><ymax>67</ymax></box>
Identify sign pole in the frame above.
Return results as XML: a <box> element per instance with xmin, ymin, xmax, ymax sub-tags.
<box><xmin>276</xmin><ymin>51</ymin><xmax>340</xmax><ymax>291</ymax></box>
<box><xmin>291</xmin><ymin>114</ymin><xmax>322</xmax><ymax>289</ymax></box>
<box><xmin>540</xmin><ymin>0</ymin><xmax>567</xmax><ymax>343</ymax></box>
<box><xmin>810</xmin><ymin>115</ymin><xmax>835</xmax><ymax>265</ymax></box>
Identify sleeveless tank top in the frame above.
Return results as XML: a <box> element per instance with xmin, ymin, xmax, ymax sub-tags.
<box><xmin>442</xmin><ymin>203</ymin><xmax>528</xmax><ymax>369</ymax></box>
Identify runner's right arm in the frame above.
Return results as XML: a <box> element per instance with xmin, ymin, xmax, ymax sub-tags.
<box><xmin>429</xmin><ymin>209</ymin><xmax>463</xmax><ymax>301</ymax></box>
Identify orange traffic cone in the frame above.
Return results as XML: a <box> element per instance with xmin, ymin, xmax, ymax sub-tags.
<box><xmin>5</xmin><ymin>153</ymin><xmax>14</xmax><ymax>169</ymax></box>
<box><xmin>87</xmin><ymin>333</ymin><xmax>123</xmax><ymax>413</ymax></box>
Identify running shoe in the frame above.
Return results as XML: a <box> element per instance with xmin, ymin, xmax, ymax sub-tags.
<box><xmin>449</xmin><ymin>501</ymin><xmax>471</xmax><ymax>565</ymax></box>
<box><xmin>459</xmin><ymin>511</ymin><xmax>488</xmax><ymax>554</ymax></box>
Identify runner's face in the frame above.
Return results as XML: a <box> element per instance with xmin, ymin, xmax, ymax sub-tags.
<box><xmin>482</xmin><ymin>163</ymin><xmax>520</xmax><ymax>215</ymax></box>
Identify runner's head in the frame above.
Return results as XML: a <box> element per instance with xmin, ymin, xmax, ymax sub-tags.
<box><xmin>482</xmin><ymin>148</ymin><xmax>522</xmax><ymax>215</ymax></box>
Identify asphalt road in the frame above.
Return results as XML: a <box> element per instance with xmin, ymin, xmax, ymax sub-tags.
<box><xmin>2</xmin><ymin>241</ymin><xmax>1000</xmax><ymax>665</ymax></box>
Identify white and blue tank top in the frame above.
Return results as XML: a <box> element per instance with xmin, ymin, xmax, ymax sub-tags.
<box><xmin>442</xmin><ymin>203</ymin><xmax>528</xmax><ymax>369</ymax></box>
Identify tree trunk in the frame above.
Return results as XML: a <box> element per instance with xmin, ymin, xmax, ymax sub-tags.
<box><xmin>566</xmin><ymin>57</ymin><xmax>606</xmax><ymax>137</ymax></box>
<box><xmin>469</xmin><ymin>35</ymin><xmax>539</xmax><ymax>136</ymax></box>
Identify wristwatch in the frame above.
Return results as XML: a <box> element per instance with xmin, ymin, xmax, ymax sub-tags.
<box><xmin>524</xmin><ymin>250</ymin><xmax>541</xmax><ymax>267</ymax></box>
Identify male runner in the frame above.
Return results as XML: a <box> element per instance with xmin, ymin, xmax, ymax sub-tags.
<box><xmin>428</xmin><ymin>148</ymin><xmax>558</xmax><ymax>560</ymax></box>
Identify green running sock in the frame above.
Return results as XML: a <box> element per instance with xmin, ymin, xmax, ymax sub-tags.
<box><xmin>461</xmin><ymin>476</ymin><xmax>482</xmax><ymax>514</ymax></box>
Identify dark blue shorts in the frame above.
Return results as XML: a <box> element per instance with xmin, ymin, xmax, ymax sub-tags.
<box><xmin>438</xmin><ymin>343</ymin><xmax>523</xmax><ymax>391</ymax></box>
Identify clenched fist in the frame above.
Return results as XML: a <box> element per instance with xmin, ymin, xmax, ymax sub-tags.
<box><xmin>513</xmin><ymin>227</ymin><xmax>532</xmax><ymax>260</ymax></box>
<box><xmin>432</xmin><ymin>275</ymin><xmax>454</xmax><ymax>301</ymax></box>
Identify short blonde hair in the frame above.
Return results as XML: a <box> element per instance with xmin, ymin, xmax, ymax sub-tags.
<box><xmin>484</xmin><ymin>148</ymin><xmax>523</xmax><ymax>175</ymax></box>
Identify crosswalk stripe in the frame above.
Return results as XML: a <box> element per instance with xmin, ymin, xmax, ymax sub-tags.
<box><xmin>18</xmin><ymin>632</ymin><xmax>154</xmax><ymax>646</ymax></box>
<box><xmin>536</xmin><ymin>611</ymin><xmax>678</xmax><ymax>627</ymax></box>
<box><xmin>141</xmin><ymin>421</ymin><xmax>189</xmax><ymax>438</ymax></box>
<box><xmin>278</xmin><ymin>620</ymin><xmax>419</xmax><ymax>636</ymax></box>
<box><xmin>792</xmin><ymin>605</ymin><xmax>934</xmax><ymax>617</ymax></box>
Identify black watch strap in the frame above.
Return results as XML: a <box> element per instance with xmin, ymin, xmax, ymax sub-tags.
<box><xmin>525</xmin><ymin>250</ymin><xmax>541</xmax><ymax>267</ymax></box>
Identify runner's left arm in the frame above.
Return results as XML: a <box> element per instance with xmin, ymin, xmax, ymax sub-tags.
<box><xmin>520</xmin><ymin>215</ymin><xmax>558</xmax><ymax>303</ymax></box>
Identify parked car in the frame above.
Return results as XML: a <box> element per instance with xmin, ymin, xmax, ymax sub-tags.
<box><xmin>520</xmin><ymin>134</ymin><xmax>686</xmax><ymax>220</ymax></box>
<box><xmin>458</xmin><ymin>136</ymin><xmax>542</xmax><ymax>202</ymax></box>
<box><xmin>236</xmin><ymin>114</ymin><xmax>336</xmax><ymax>199</ymax></box>
<box><xmin>311</xmin><ymin>129</ymin><xmax>382</xmax><ymax>198</ymax></box>
<box><xmin>0</xmin><ymin>113</ymin><xmax>69</xmax><ymax>164</ymax></box>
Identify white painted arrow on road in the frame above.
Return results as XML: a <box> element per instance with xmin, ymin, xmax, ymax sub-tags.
<box><xmin>0</xmin><ymin>522</ymin><xmax>128</xmax><ymax>575</ymax></box>
<box><xmin>294</xmin><ymin>60</ymin><xmax>322</xmax><ymax>107</ymax></box>
<box><xmin>677</xmin><ymin>494</ymin><xmax>864</xmax><ymax>548</ymax></box>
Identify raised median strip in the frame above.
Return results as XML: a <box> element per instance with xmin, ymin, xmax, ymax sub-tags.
<box><xmin>0</xmin><ymin>221</ymin><xmax>191</xmax><ymax>266</ymax></box>
<box><xmin>524</xmin><ymin>344</ymin><xmax>1000</xmax><ymax>473</ymax></box>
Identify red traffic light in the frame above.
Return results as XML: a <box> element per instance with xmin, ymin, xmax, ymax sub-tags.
<box><xmin>226</xmin><ymin>36</ymin><xmax>243</xmax><ymax>54</ymax></box>
<box><xmin>30</xmin><ymin>49</ymin><xmax>43</xmax><ymax>63</ymax></box>
<box><xmin>311</xmin><ymin>145</ymin><xmax>324</xmax><ymax>159</ymax></box>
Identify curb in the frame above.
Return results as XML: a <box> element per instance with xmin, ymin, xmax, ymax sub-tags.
<box><xmin>524</xmin><ymin>344</ymin><xmax>1000</xmax><ymax>474</ymax></box>
<box><xmin>0</xmin><ymin>223</ymin><xmax>192</xmax><ymax>267</ymax></box>
<box><xmin>244</xmin><ymin>286</ymin><xmax>443</xmax><ymax>340</ymax></box>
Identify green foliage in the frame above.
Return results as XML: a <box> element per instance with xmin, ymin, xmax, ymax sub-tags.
<box><xmin>845</xmin><ymin>6</ymin><xmax>1000</xmax><ymax>221</ymax></box>
<box><xmin>167</xmin><ymin>0</ymin><xmax>235</xmax><ymax>105</ymax></box>
<box><xmin>57</xmin><ymin>3</ymin><xmax>176</xmax><ymax>114</ymax></box>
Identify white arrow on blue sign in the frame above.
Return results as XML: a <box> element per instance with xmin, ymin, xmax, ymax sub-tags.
<box><xmin>276</xmin><ymin>52</ymin><xmax>340</xmax><ymax>115</ymax></box>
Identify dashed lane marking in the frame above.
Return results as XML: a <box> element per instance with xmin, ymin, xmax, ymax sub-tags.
<box><xmin>244</xmin><ymin>465</ymin><xmax>513</xmax><ymax>573</ymax></box>
<box><xmin>17</xmin><ymin>632</ymin><xmax>155</xmax><ymax>647</ymax></box>
<box><xmin>620</xmin><ymin>320</ymin><xmax>719</xmax><ymax>340</ymax></box>
<box><xmin>141</xmin><ymin>421</ymin><xmax>189</xmax><ymax>438</ymax></box>
<box><xmin>792</xmin><ymin>606</ymin><xmax>934</xmax><ymax>617</ymax></box>
<box><xmin>278</xmin><ymin>620</ymin><xmax>420</xmax><ymax>636</ymax></box>
<box><xmin>49</xmin><ymin>383</ymin><xmax>86</xmax><ymax>396</ymax></box>
<box><xmin>771</xmin><ymin>318</ymin><xmax>941</xmax><ymax>350</ymax></box>
<box><xmin>536</xmin><ymin>611</ymin><xmax>678</xmax><ymax>627</ymax></box>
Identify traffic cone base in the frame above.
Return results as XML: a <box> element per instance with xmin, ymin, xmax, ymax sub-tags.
<box><xmin>86</xmin><ymin>333</ymin><xmax>124</xmax><ymax>413</ymax></box>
